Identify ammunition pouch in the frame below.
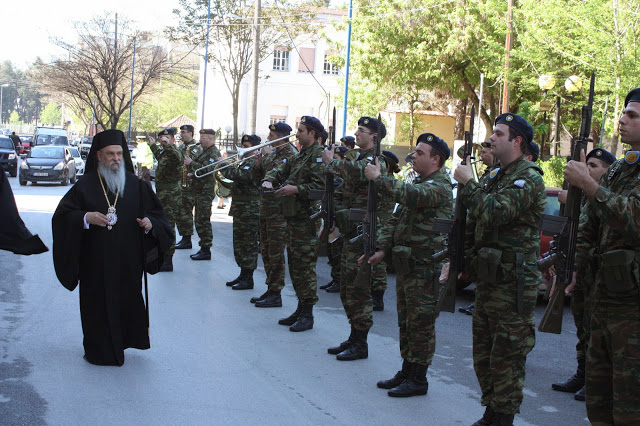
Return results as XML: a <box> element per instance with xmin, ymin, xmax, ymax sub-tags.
<box><xmin>281</xmin><ymin>196</ymin><xmax>299</xmax><ymax>218</ymax></box>
<box><xmin>335</xmin><ymin>209</ymin><xmax>356</xmax><ymax>236</ymax></box>
<box><xmin>476</xmin><ymin>247</ymin><xmax>503</xmax><ymax>282</ymax></box>
<box><xmin>600</xmin><ymin>249</ymin><xmax>640</xmax><ymax>292</ymax></box>
<box><xmin>392</xmin><ymin>246</ymin><xmax>414</xmax><ymax>274</ymax></box>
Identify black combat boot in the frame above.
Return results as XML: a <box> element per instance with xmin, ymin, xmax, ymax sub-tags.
<box><xmin>372</xmin><ymin>290</ymin><xmax>385</xmax><ymax>311</ymax></box>
<box><xmin>226</xmin><ymin>270</ymin><xmax>243</xmax><ymax>287</ymax></box>
<box><xmin>574</xmin><ymin>385</ymin><xmax>586</xmax><ymax>401</ymax></box>
<box><xmin>254</xmin><ymin>291</ymin><xmax>282</xmax><ymax>308</ymax></box>
<box><xmin>377</xmin><ymin>359</ymin><xmax>411</xmax><ymax>389</ymax></box>
<box><xmin>320</xmin><ymin>280</ymin><xmax>334</xmax><ymax>290</ymax></box>
<box><xmin>190</xmin><ymin>247</ymin><xmax>211</xmax><ymax>261</ymax></box>
<box><xmin>552</xmin><ymin>358</ymin><xmax>585</xmax><ymax>393</ymax></box>
<box><xmin>278</xmin><ymin>301</ymin><xmax>302</xmax><ymax>326</ymax></box>
<box><xmin>471</xmin><ymin>406</ymin><xmax>496</xmax><ymax>426</ymax></box>
<box><xmin>289</xmin><ymin>304</ymin><xmax>314</xmax><ymax>332</ymax></box>
<box><xmin>325</xmin><ymin>280</ymin><xmax>340</xmax><ymax>293</ymax></box>
<box><xmin>328</xmin><ymin>327</ymin><xmax>355</xmax><ymax>355</ymax></box>
<box><xmin>458</xmin><ymin>302</ymin><xmax>475</xmax><ymax>315</ymax></box>
<box><xmin>175</xmin><ymin>236</ymin><xmax>192</xmax><ymax>250</ymax></box>
<box><xmin>232</xmin><ymin>269</ymin><xmax>254</xmax><ymax>290</ymax></box>
<box><xmin>159</xmin><ymin>255</ymin><xmax>173</xmax><ymax>272</ymax></box>
<box><xmin>491</xmin><ymin>413</ymin><xmax>514</xmax><ymax>426</ymax></box>
<box><xmin>388</xmin><ymin>363</ymin><xmax>428</xmax><ymax>397</ymax></box>
<box><xmin>250</xmin><ymin>290</ymin><xmax>269</xmax><ymax>303</ymax></box>
<box><xmin>336</xmin><ymin>329</ymin><xmax>368</xmax><ymax>360</ymax></box>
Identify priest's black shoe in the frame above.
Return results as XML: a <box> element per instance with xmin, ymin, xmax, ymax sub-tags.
<box><xmin>278</xmin><ymin>302</ymin><xmax>302</xmax><ymax>326</ymax></box>
<box><xmin>290</xmin><ymin>304</ymin><xmax>313</xmax><ymax>332</ymax></box>
<box><xmin>471</xmin><ymin>406</ymin><xmax>496</xmax><ymax>426</ymax></box>
<box><xmin>175</xmin><ymin>236</ymin><xmax>192</xmax><ymax>250</ymax></box>
<box><xmin>388</xmin><ymin>363</ymin><xmax>428</xmax><ymax>397</ymax></box>
<box><xmin>255</xmin><ymin>291</ymin><xmax>282</xmax><ymax>308</ymax></box>
<box><xmin>372</xmin><ymin>290</ymin><xmax>384</xmax><ymax>311</ymax></box>
<box><xmin>336</xmin><ymin>329</ymin><xmax>368</xmax><ymax>360</ymax></box>
<box><xmin>319</xmin><ymin>280</ymin><xmax>334</xmax><ymax>290</ymax></box>
<box><xmin>232</xmin><ymin>268</ymin><xmax>254</xmax><ymax>290</ymax></box>
<box><xmin>190</xmin><ymin>248</ymin><xmax>211</xmax><ymax>261</ymax></box>
<box><xmin>159</xmin><ymin>255</ymin><xmax>173</xmax><ymax>272</ymax></box>
<box><xmin>328</xmin><ymin>327</ymin><xmax>354</xmax><ymax>354</ymax></box>
<box><xmin>551</xmin><ymin>358</ymin><xmax>585</xmax><ymax>393</ymax></box>
<box><xmin>325</xmin><ymin>280</ymin><xmax>340</xmax><ymax>293</ymax></box>
<box><xmin>377</xmin><ymin>359</ymin><xmax>411</xmax><ymax>389</ymax></box>
<box><xmin>251</xmin><ymin>290</ymin><xmax>269</xmax><ymax>303</ymax></box>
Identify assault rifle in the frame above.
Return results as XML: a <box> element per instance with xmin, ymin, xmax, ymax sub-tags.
<box><xmin>432</xmin><ymin>105</ymin><xmax>475</xmax><ymax>313</ymax></box>
<box><xmin>349</xmin><ymin>113</ymin><xmax>382</xmax><ymax>289</ymax></box>
<box><xmin>537</xmin><ymin>72</ymin><xmax>595</xmax><ymax>334</ymax></box>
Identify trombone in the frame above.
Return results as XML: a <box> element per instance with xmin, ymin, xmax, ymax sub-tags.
<box><xmin>194</xmin><ymin>134</ymin><xmax>297</xmax><ymax>178</ymax></box>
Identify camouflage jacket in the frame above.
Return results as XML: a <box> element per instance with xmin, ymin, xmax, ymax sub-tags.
<box><xmin>150</xmin><ymin>143</ymin><xmax>183</xmax><ymax>189</ymax></box>
<box><xmin>187</xmin><ymin>144</ymin><xmax>221</xmax><ymax>190</ymax></box>
<box><xmin>576</xmin><ymin>158</ymin><xmax>640</xmax><ymax>302</ymax></box>
<box><xmin>180</xmin><ymin>140</ymin><xmax>199</xmax><ymax>190</ymax></box>
<box><xmin>462</xmin><ymin>157</ymin><xmax>546</xmax><ymax>258</ymax></box>
<box><xmin>377</xmin><ymin>168</ymin><xmax>453</xmax><ymax>261</ymax></box>
<box><xmin>257</xmin><ymin>143</ymin><xmax>298</xmax><ymax>217</ymax></box>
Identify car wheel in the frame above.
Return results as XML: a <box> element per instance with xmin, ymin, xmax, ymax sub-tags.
<box><xmin>10</xmin><ymin>169</ymin><xmax>16</xmax><ymax>177</ymax></box>
<box><xmin>19</xmin><ymin>176</ymin><xmax>27</xmax><ymax>186</ymax></box>
<box><xmin>70</xmin><ymin>170</ymin><xmax>77</xmax><ymax>184</ymax></box>
<box><xmin>61</xmin><ymin>172</ymin><xmax>70</xmax><ymax>186</ymax></box>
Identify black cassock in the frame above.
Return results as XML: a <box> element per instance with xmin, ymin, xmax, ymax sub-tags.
<box><xmin>52</xmin><ymin>170</ymin><xmax>171</xmax><ymax>366</ymax></box>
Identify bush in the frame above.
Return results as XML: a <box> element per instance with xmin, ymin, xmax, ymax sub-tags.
<box><xmin>538</xmin><ymin>156</ymin><xmax>566</xmax><ymax>188</ymax></box>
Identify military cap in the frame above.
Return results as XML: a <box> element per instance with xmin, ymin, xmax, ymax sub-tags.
<box><xmin>526</xmin><ymin>141</ymin><xmax>540</xmax><ymax>162</ymax></box>
<box><xmin>494</xmin><ymin>113</ymin><xmax>534</xmax><ymax>144</ymax></box>
<box><xmin>269</xmin><ymin>122</ymin><xmax>292</xmax><ymax>134</ymax></box>
<box><xmin>340</xmin><ymin>135</ymin><xmax>355</xmax><ymax>146</ymax></box>
<box><xmin>179</xmin><ymin>124</ymin><xmax>195</xmax><ymax>133</ymax></box>
<box><xmin>158</xmin><ymin>127</ymin><xmax>176</xmax><ymax>137</ymax></box>
<box><xmin>481</xmin><ymin>141</ymin><xmax>492</xmax><ymax>148</ymax></box>
<box><xmin>587</xmin><ymin>147</ymin><xmax>616</xmax><ymax>165</ymax></box>
<box><xmin>242</xmin><ymin>134</ymin><xmax>261</xmax><ymax>146</ymax></box>
<box><xmin>199</xmin><ymin>129</ymin><xmax>216</xmax><ymax>135</ymax></box>
<box><xmin>624</xmin><ymin>88</ymin><xmax>640</xmax><ymax>107</ymax></box>
<box><xmin>300</xmin><ymin>116</ymin><xmax>324</xmax><ymax>134</ymax></box>
<box><xmin>416</xmin><ymin>133</ymin><xmax>450</xmax><ymax>161</ymax></box>
<box><xmin>358</xmin><ymin>116</ymin><xmax>387</xmax><ymax>140</ymax></box>
<box><xmin>334</xmin><ymin>146</ymin><xmax>349</xmax><ymax>158</ymax></box>
<box><xmin>320</xmin><ymin>130</ymin><xmax>329</xmax><ymax>143</ymax></box>
<box><xmin>382</xmin><ymin>150</ymin><xmax>401</xmax><ymax>173</ymax></box>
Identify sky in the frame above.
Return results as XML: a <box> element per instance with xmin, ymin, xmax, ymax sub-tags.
<box><xmin>3</xmin><ymin>0</ymin><xmax>177</xmax><ymax>70</ymax></box>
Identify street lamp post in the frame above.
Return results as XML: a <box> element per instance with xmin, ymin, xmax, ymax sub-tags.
<box><xmin>127</xmin><ymin>36</ymin><xmax>137</xmax><ymax>143</ymax></box>
<box><xmin>538</xmin><ymin>75</ymin><xmax>556</xmax><ymax>159</ymax></box>
<box><xmin>0</xmin><ymin>84</ymin><xmax>9</xmax><ymax>126</ymax></box>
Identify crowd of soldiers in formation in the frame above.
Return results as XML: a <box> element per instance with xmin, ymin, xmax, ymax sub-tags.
<box><xmin>147</xmin><ymin>89</ymin><xmax>640</xmax><ymax>426</ymax></box>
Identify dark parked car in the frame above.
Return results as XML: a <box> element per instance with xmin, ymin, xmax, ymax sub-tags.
<box><xmin>0</xmin><ymin>136</ymin><xmax>18</xmax><ymax>177</ymax></box>
<box><xmin>79</xmin><ymin>136</ymin><xmax>93</xmax><ymax>158</ymax></box>
<box><xmin>19</xmin><ymin>145</ymin><xmax>77</xmax><ymax>186</ymax></box>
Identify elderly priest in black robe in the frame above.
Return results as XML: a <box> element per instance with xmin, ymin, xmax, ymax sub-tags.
<box><xmin>52</xmin><ymin>129</ymin><xmax>172</xmax><ymax>366</ymax></box>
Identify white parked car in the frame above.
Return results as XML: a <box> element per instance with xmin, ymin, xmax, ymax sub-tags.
<box><xmin>69</xmin><ymin>147</ymin><xmax>85</xmax><ymax>176</ymax></box>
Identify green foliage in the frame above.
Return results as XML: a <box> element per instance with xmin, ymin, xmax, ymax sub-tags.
<box><xmin>9</xmin><ymin>110</ymin><xmax>21</xmax><ymax>124</ymax></box>
<box><xmin>538</xmin><ymin>156</ymin><xmax>566</xmax><ymax>189</ymax></box>
<box><xmin>40</xmin><ymin>101</ymin><xmax>61</xmax><ymax>126</ymax></box>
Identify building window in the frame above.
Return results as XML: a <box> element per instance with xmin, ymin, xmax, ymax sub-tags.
<box><xmin>273</xmin><ymin>49</ymin><xmax>290</xmax><ymax>71</ymax></box>
<box><xmin>298</xmin><ymin>47</ymin><xmax>316</xmax><ymax>73</ymax></box>
<box><xmin>270</xmin><ymin>115</ymin><xmax>287</xmax><ymax>125</ymax></box>
<box><xmin>323</xmin><ymin>54</ymin><xmax>339</xmax><ymax>75</ymax></box>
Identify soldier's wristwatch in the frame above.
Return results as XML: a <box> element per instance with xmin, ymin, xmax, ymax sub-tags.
<box><xmin>595</xmin><ymin>187</ymin><xmax>609</xmax><ymax>203</ymax></box>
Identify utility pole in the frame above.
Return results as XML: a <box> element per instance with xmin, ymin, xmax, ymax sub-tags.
<box><xmin>501</xmin><ymin>0</ymin><xmax>513</xmax><ymax>113</ymax></box>
<box><xmin>341</xmin><ymin>0</ymin><xmax>353</xmax><ymax>137</ymax></box>
<box><xmin>248</xmin><ymin>0</ymin><xmax>261</xmax><ymax>134</ymax></box>
<box><xmin>113</xmin><ymin>13</ymin><xmax>118</xmax><ymax>129</ymax></box>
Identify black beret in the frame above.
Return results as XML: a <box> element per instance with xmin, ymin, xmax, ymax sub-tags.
<box><xmin>242</xmin><ymin>134</ymin><xmax>261</xmax><ymax>146</ymax></box>
<box><xmin>320</xmin><ymin>130</ymin><xmax>329</xmax><ymax>142</ymax></box>
<box><xmin>358</xmin><ymin>116</ymin><xmax>387</xmax><ymax>140</ymax></box>
<box><xmin>340</xmin><ymin>136</ymin><xmax>355</xmax><ymax>146</ymax></box>
<box><xmin>416</xmin><ymin>133</ymin><xmax>450</xmax><ymax>161</ymax></box>
<box><xmin>334</xmin><ymin>146</ymin><xmax>349</xmax><ymax>157</ymax></box>
<box><xmin>494</xmin><ymin>113</ymin><xmax>534</xmax><ymax>144</ymax></box>
<box><xmin>269</xmin><ymin>122</ymin><xmax>292</xmax><ymax>134</ymax></box>
<box><xmin>526</xmin><ymin>141</ymin><xmax>540</xmax><ymax>162</ymax></box>
<box><xmin>180</xmin><ymin>124</ymin><xmax>194</xmax><ymax>133</ymax></box>
<box><xmin>624</xmin><ymin>88</ymin><xmax>640</xmax><ymax>107</ymax></box>
<box><xmin>300</xmin><ymin>116</ymin><xmax>324</xmax><ymax>134</ymax></box>
<box><xmin>587</xmin><ymin>147</ymin><xmax>616</xmax><ymax>165</ymax></box>
<box><xmin>382</xmin><ymin>150</ymin><xmax>399</xmax><ymax>165</ymax></box>
<box><xmin>199</xmin><ymin>129</ymin><xmax>216</xmax><ymax>135</ymax></box>
<box><xmin>480</xmin><ymin>141</ymin><xmax>492</xmax><ymax>148</ymax></box>
<box><xmin>158</xmin><ymin>127</ymin><xmax>176</xmax><ymax>137</ymax></box>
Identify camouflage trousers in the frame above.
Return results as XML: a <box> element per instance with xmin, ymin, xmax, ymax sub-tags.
<box><xmin>176</xmin><ymin>188</ymin><xmax>195</xmax><ymax>237</ymax></box>
<box><xmin>193</xmin><ymin>189</ymin><xmax>215</xmax><ymax>248</ymax></box>
<box><xmin>473</xmin><ymin>274</ymin><xmax>538</xmax><ymax>415</ymax></box>
<box><xmin>586</xmin><ymin>301</ymin><xmax>640</xmax><ymax>425</ymax></box>
<box><xmin>339</xmin><ymin>237</ymin><xmax>387</xmax><ymax>331</ymax></box>
<box><xmin>285</xmin><ymin>215</ymin><xmax>318</xmax><ymax>305</ymax></box>
<box><xmin>259</xmin><ymin>215</ymin><xmax>287</xmax><ymax>292</ymax></box>
<box><xmin>396</xmin><ymin>262</ymin><xmax>437</xmax><ymax>366</ymax></box>
<box><xmin>571</xmin><ymin>279</ymin><xmax>594</xmax><ymax>362</ymax></box>
<box><xmin>231</xmin><ymin>200</ymin><xmax>260</xmax><ymax>270</ymax></box>
<box><xmin>156</xmin><ymin>185</ymin><xmax>181</xmax><ymax>256</ymax></box>
<box><xmin>328</xmin><ymin>236</ymin><xmax>344</xmax><ymax>283</ymax></box>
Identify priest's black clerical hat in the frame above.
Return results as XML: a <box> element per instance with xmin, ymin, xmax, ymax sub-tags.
<box><xmin>85</xmin><ymin>129</ymin><xmax>135</xmax><ymax>174</ymax></box>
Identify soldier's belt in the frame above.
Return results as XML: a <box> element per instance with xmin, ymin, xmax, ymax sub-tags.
<box><xmin>232</xmin><ymin>194</ymin><xmax>260</xmax><ymax>201</ymax></box>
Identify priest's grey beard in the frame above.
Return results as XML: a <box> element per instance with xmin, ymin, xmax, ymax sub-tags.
<box><xmin>98</xmin><ymin>161</ymin><xmax>126</xmax><ymax>196</ymax></box>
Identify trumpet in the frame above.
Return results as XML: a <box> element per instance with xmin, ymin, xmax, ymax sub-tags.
<box><xmin>194</xmin><ymin>135</ymin><xmax>297</xmax><ymax>178</ymax></box>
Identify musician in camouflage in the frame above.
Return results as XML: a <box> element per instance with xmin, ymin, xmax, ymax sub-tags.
<box><xmin>251</xmin><ymin>123</ymin><xmax>298</xmax><ymax>307</ymax></box>
<box><xmin>565</xmin><ymin>88</ymin><xmax>640</xmax><ymax>425</ymax></box>
<box><xmin>321</xmin><ymin>116</ymin><xmax>388</xmax><ymax>361</ymax></box>
<box><xmin>455</xmin><ymin>113</ymin><xmax>546</xmax><ymax>426</ymax></box>
<box><xmin>175</xmin><ymin>124</ymin><xmax>199</xmax><ymax>250</ymax></box>
<box><xmin>150</xmin><ymin>127</ymin><xmax>184</xmax><ymax>271</ymax></box>
<box><xmin>366</xmin><ymin>133</ymin><xmax>453</xmax><ymax>398</ymax></box>
<box><xmin>262</xmin><ymin>116</ymin><xmax>325</xmax><ymax>332</ymax></box>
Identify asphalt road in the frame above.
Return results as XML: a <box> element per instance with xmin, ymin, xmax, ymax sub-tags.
<box><xmin>0</xmin><ymin>173</ymin><xmax>589</xmax><ymax>425</ymax></box>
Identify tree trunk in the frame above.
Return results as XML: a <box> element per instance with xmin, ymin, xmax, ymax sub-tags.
<box><xmin>454</xmin><ymin>98</ymin><xmax>468</xmax><ymax>140</ymax></box>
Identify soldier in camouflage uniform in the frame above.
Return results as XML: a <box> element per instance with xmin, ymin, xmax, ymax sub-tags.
<box><xmin>262</xmin><ymin>116</ymin><xmax>325</xmax><ymax>332</ymax></box>
<box><xmin>322</xmin><ymin>116</ymin><xmax>388</xmax><ymax>361</ymax></box>
<box><xmin>454</xmin><ymin>114</ymin><xmax>546</xmax><ymax>426</ymax></box>
<box><xmin>251</xmin><ymin>122</ymin><xmax>298</xmax><ymax>308</ymax></box>
<box><xmin>366</xmin><ymin>134</ymin><xmax>453</xmax><ymax>397</ymax></box>
<box><xmin>184</xmin><ymin>129</ymin><xmax>221</xmax><ymax>261</ymax></box>
<box><xmin>552</xmin><ymin>147</ymin><xmax>615</xmax><ymax>401</ymax></box>
<box><xmin>175</xmin><ymin>124</ymin><xmax>198</xmax><ymax>250</ymax></box>
<box><xmin>564</xmin><ymin>88</ymin><xmax>640</xmax><ymax>425</ymax></box>
<box><xmin>150</xmin><ymin>128</ymin><xmax>184</xmax><ymax>272</ymax></box>
<box><xmin>220</xmin><ymin>134</ymin><xmax>261</xmax><ymax>290</ymax></box>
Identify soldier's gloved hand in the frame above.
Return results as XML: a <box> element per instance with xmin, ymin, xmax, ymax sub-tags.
<box><xmin>262</xmin><ymin>181</ymin><xmax>273</xmax><ymax>190</ymax></box>
<box><xmin>322</xmin><ymin>144</ymin><xmax>334</xmax><ymax>164</ymax></box>
<box><xmin>364</xmin><ymin>158</ymin><xmax>381</xmax><ymax>181</ymax></box>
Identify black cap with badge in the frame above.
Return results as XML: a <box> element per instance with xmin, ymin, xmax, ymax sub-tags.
<box><xmin>494</xmin><ymin>113</ymin><xmax>534</xmax><ymax>145</ymax></box>
<box><xmin>416</xmin><ymin>133</ymin><xmax>450</xmax><ymax>161</ymax></box>
<box><xmin>358</xmin><ymin>116</ymin><xmax>386</xmax><ymax>140</ymax></box>
<box><xmin>587</xmin><ymin>147</ymin><xmax>616</xmax><ymax>165</ymax></box>
<box><xmin>300</xmin><ymin>116</ymin><xmax>324</xmax><ymax>134</ymax></box>
<box><xmin>269</xmin><ymin>122</ymin><xmax>292</xmax><ymax>135</ymax></box>
<box><xmin>624</xmin><ymin>88</ymin><xmax>640</xmax><ymax>107</ymax></box>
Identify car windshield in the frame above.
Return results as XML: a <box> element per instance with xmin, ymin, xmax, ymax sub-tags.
<box><xmin>70</xmin><ymin>148</ymin><xmax>80</xmax><ymax>158</ymax></box>
<box><xmin>20</xmin><ymin>136</ymin><xmax>33</xmax><ymax>143</ymax></box>
<box><xmin>0</xmin><ymin>138</ymin><xmax>14</xmax><ymax>150</ymax></box>
<box><xmin>30</xmin><ymin>146</ymin><xmax>64</xmax><ymax>159</ymax></box>
<box><xmin>36</xmin><ymin>135</ymin><xmax>68</xmax><ymax>145</ymax></box>
<box><xmin>544</xmin><ymin>193</ymin><xmax>561</xmax><ymax>216</ymax></box>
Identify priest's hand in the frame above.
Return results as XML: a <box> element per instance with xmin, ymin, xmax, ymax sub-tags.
<box><xmin>137</xmin><ymin>217</ymin><xmax>152</xmax><ymax>231</ymax></box>
<box><xmin>86</xmin><ymin>211</ymin><xmax>109</xmax><ymax>227</ymax></box>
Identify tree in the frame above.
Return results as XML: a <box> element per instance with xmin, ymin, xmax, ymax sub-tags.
<box><xmin>37</xmin><ymin>15</ymin><xmax>192</xmax><ymax>133</ymax></box>
<box><xmin>40</xmin><ymin>101</ymin><xmax>61</xmax><ymax>126</ymax></box>
<box><xmin>0</xmin><ymin>61</ymin><xmax>45</xmax><ymax>125</ymax></box>
<box><xmin>169</xmin><ymin>0</ymin><xmax>316</xmax><ymax>143</ymax></box>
